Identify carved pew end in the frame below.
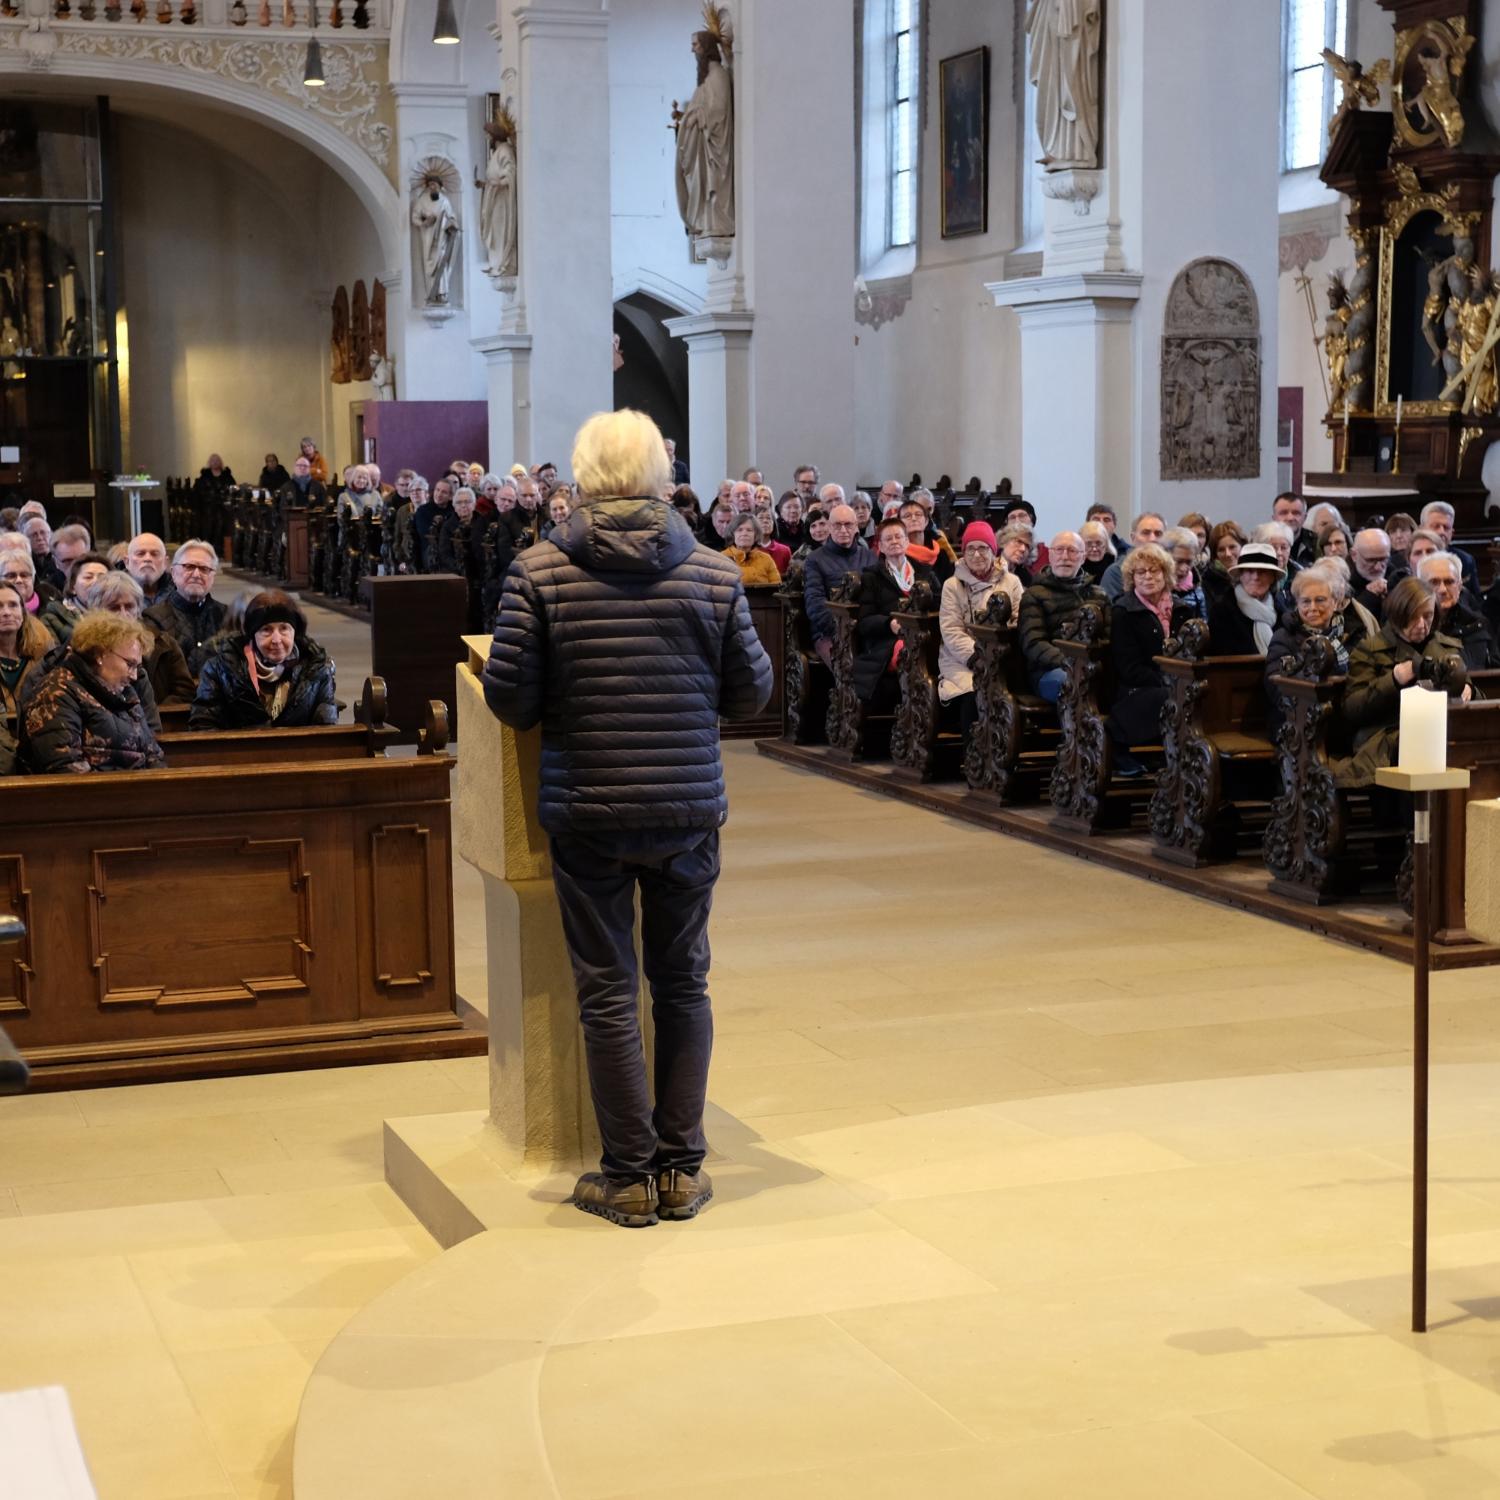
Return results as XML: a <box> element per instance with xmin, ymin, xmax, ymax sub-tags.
<box><xmin>419</xmin><ymin>700</ymin><xmax>451</xmax><ymax>755</ymax></box>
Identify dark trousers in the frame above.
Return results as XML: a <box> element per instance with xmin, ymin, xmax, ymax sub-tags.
<box><xmin>549</xmin><ymin>828</ymin><xmax>720</xmax><ymax>1183</ymax></box>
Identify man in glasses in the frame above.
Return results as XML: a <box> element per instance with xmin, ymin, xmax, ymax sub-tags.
<box><xmin>144</xmin><ymin>540</ymin><xmax>225</xmax><ymax>676</ymax></box>
<box><xmin>804</xmin><ymin>502</ymin><xmax>874</xmax><ymax>666</ymax></box>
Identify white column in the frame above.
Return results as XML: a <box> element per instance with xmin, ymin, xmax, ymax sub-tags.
<box><xmin>662</xmin><ymin>312</ymin><xmax>753</xmax><ymax>488</ymax></box>
<box><xmin>479</xmin><ymin>0</ymin><xmax>613</xmax><ymax>475</ymax></box>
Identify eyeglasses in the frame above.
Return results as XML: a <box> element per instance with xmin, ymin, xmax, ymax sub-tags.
<box><xmin>0</xmin><ymin>571</ymin><xmax>30</xmax><ymax>584</ymax></box>
<box><xmin>105</xmin><ymin>650</ymin><xmax>141</xmax><ymax>680</ymax></box>
<box><xmin>176</xmin><ymin>562</ymin><xmax>216</xmax><ymax>575</ymax></box>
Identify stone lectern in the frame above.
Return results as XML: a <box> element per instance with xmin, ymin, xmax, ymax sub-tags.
<box><xmin>453</xmin><ymin>636</ymin><xmax>649</xmax><ymax>1174</ymax></box>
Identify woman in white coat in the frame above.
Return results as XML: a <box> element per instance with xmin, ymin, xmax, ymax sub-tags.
<box><xmin>938</xmin><ymin>521</ymin><xmax>1024</xmax><ymax>743</ymax></box>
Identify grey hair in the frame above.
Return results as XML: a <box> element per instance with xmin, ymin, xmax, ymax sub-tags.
<box><xmin>853</xmin><ymin>490</ymin><xmax>873</xmax><ymax>510</ymax></box>
<box><xmin>1162</xmin><ymin>526</ymin><xmax>1200</xmax><ymax>554</ymax></box>
<box><xmin>819</xmin><ymin>483</ymin><xmax>846</xmax><ymax>505</ymax></box>
<box><xmin>1253</xmin><ymin>521</ymin><xmax>1294</xmax><ymax>545</ymax></box>
<box><xmin>1417</xmin><ymin>550</ymin><xmax>1462</xmax><ymax>580</ymax></box>
<box><xmin>453</xmin><ymin>487</ymin><xmax>477</xmax><ymax>506</ymax></box>
<box><xmin>1420</xmin><ymin>500</ymin><xmax>1456</xmax><ymax>523</ymax></box>
<box><xmin>52</xmin><ymin>524</ymin><xmax>90</xmax><ymax>549</ymax></box>
<box><xmin>1290</xmin><ymin>566</ymin><xmax>1338</xmax><ymax>599</ymax></box>
<box><xmin>793</xmin><ymin>463</ymin><xmax>820</xmax><ymax>483</ymax></box>
<box><xmin>172</xmin><ymin>538</ymin><xmax>219</xmax><ymax>569</ymax></box>
<box><xmin>909</xmin><ymin>488</ymin><xmax>933</xmax><ymax>508</ymax></box>
<box><xmin>22</xmin><ymin>516</ymin><xmax>51</xmax><ymax>541</ymax></box>
<box><xmin>84</xmin><ymin>569</ymin><xmax>145</xmax><ymax>612</ymax></box>
<box><xmin>1305</xmin><ymin>502</ymin><xmax>1343</xmax><ymax>531</ymax></box>
<box><xmin>571</xmin><ymin>408</ymin><xmax>671</xmax><ymax>500</ymax></box>
<box><xmin>0</xmin><ymin>544</ymin><xmax>34</xmax><ymax>576</ymax></box>
<box><xmin>1129</xmin><ymin>512</ymin><xmax>1165</xmax><ymax>537</ymax></box>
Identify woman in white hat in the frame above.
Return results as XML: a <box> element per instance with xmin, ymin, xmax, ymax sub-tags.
<box><xmin>1207</xmin><ymin>541</ymin><xmax>1285</xmax><ymax>657</ymax></box>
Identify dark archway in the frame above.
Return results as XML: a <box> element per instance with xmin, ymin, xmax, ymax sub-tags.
<box><xmin>613</xmin><ymin>291</ymin><xmax>689</xmax><ymax>469</ymax></box>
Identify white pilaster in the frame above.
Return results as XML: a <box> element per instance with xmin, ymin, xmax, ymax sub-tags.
<box><xmin>487</xmin><ymin>0</ymin><xmax>613</xmax><ymax>476</ymax></box>
<box><xmin>661</xmin><ymin>311</ymin><xmax>754</xmax><ymax>488</ymax></box>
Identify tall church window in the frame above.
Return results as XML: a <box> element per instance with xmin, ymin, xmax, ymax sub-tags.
<box><xmin>889</xmin><ymin>0</ymin><xmax>918</xmax><ymax>249</ymax></box>
<box><xmin>1282</xmin><ymin>0</ymin><xmax>1347</xmax><ymax>171</ymax></box>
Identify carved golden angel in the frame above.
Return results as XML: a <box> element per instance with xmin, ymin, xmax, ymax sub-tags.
<box><xmin>1407</xmin><ymin>33</ymin><xmax>1475</xmax><ymax>147</ymax></box>
<box><xmin>1322</xmin><ymin>50</ymin><xmax>1392</xmax><ymax>135</ymax></box>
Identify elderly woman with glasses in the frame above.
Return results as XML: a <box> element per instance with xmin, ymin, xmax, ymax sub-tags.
<box><xmin>191</xmin><ymin>589</ymin><xmax>338</xmax><ymax>730</ymax></box>
<box><xmin>938</xmin><ymin>521</ymin><xmax>1023</xmax><ymax>742</ymax></box>
<box><xmin>83</xmin><ymin>571</ymin><xmax>195</xmax><ymax>723</ymax></box>
<box><xmin>0</xmin><ymin>544</ymin><xmax>59</xmax><ymax>613</ymax></box>
<box><xmin>20</xmin><ymin>609</ymin><xmax>165</xmax><ymax>774</ymax></box>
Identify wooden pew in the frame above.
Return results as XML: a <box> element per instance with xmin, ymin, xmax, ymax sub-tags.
<box><xmin>1049</xmin><ymin>602</ymin><xmax>1159</xmax><ymax>835</ymax></box>
<box><xmin>776</xmin><ymin>567</ymin><xmax>832</xmax><ymax>746</ymax></box>
<box><xmin>964</xmin><ymin>596</ymin><xmax>1059</xmax><ymax>804</ymax></box>
<box><xmin>889</xmin><ymin>600</ymin><xmax>959</xmax><ymax>782</ymax></box>
<box><xmin>0</xmin><ymin>703</ymin><xmax>472</xmax><ymax>1089</ymax></box>
<box><xmin>1149</xmin><ymin>619</ymin><xmax>1278</xmax><ymax>868</ymax></box>
<box><xmin>824</xmin><ymin>578</ymin><xmax>892</xmax><ymax>762</ymax></box>
<box><xmin>721</xmin><ymin>584</ymin><xmax>785</xmax><ymax>740</ymax></box>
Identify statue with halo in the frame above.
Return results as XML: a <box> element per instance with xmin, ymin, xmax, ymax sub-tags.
<box><xmin>409</xmin><ymin>157</ymin><xmax>462</xmax><ymax>308</ymax></box>
<box><xmin>671</xmin><ymin>2</ymin><xmax>735</xmax><ymax>255</ymax></box>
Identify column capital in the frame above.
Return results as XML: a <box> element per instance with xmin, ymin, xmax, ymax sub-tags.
<box><xmin>514</xmin><ymin>1</ymin><xmax>608</xmax><ymax>43</ymax></box>
<box><xmin>985</xmin><ymin>271</ymin><xmax>1143</xmax><ymax>328</ymax></box>
<box><xmin>472</xmin><ymin>333</ymin><xmax>535</xmax><ymax>358</ymax></box>
<box><xmin>663</xmin><ymin>311</ymin><xmax>754</xmax><ymax>348</ymax></box>
<box><xmin>388</xmin><ymin>82</ymin><xmax>472</xmax><ymax>101</ymax></box>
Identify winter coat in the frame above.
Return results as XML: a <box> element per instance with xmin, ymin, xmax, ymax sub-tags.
<box><xmin>723</xmin><ymin>545</ymin><xmax>782</xmax><ymax>587</ymax></box>
<box><xmin>1109</xmin><ymin>592</ymin><xmax>1194</xmax><ymax>746</ymax></box>
<box><xmin>145</xmin><ymin>593</ymin><xmax>226</xmax><ymax>677</ymax></box>
<box><xmin>34</xmin><ymin>553</ymin><xmax>65</xmax><ymax>593</ymax></box>
<box><xmin>38</xmin><ymin>596</ymin><xmax>83</xmax><ymax>645</ymax></box>
<box><xmin>192</xmin><ymin>466</ymin><xmax>236</xmax><ymax>505</ymax></box>
<box><xmin>938</xmin><ymin>561</ymin><xmax>1023</xmax><ymax>701</ymax></box>
<box><xmin>189</xmin><ymin>637</ymin><xmax>338</xmax><ymax>730</ymax></box>
<box><xmin>761</xmin><ymin>537</ymin><xmax>793</xmax><ymax>576</ymax></box>
<box><xmin>411</xmin><ymin>500</ymin><xmax>449</xmax><ymax>567</ymax></box>
<box><xmin>276</xmin><ymin>477</ymin><xmax>327</xmax><ymax>511</ymax></box>
<box><xmin>20</xmin><ymin>651</ymin><xmax>165</xmax><ymax>774</ymax></box>
<box><xmin>0</xmin><ymin>623</ymin><xmax>57</xmax><ymax>730</ymax></box>
<box><xmin>481</xmin><ymin>497</ymin><xmax>773</xmax><ymax>835</ymax></box>
<box><xmin>803</xmin><ymin>538</ymin><xmax>874</xmax><ymax>643</ymax></box>
<box><xmin>1262</xmin><ymin>606</ymin><xmax>1366</xmax><ymax>742</ymax></box>
<box><xmin>1338</xmin><ymin>621</ymin><xmax>1468</xmax><ymax>786</ymax></box>
<box><xmin>144</xmin><ymin>628</ymin><xmax>196</xmax><ymax>712</ymax></box>
<box><xmin>1017</xmin><ymin>567</ymin><xmax>1106</xmax><ymax>679</ymax></box>
<box><xmin>1207</xmin><ymin>590</ymin><xmax>1272</xmax><ymax>657</ymax></box>
<box><xmin>259</xmin><ymin>464</ymin><xmax>291</xmax><ymax>492</ymax></box>
<box><xmin>853</xmin><ymin>559</ymin><xmax>938</xmax><ymax>704</ymax></box>
<box><xmin>1436</xmin><ymin>601</ymin><xmax>1499</xmax><ymax>671</ymax></box>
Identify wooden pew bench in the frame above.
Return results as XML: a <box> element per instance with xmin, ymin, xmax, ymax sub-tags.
<box><xmin>0</xmin><ymin>696</ymin><xmax>471</xmax><ymax>1089</ymax></box>
<box><xmin>777</xmin><ymin>570</ymin><xmax>832</xmax><ymax>746</ymax></box>
<box><xmin>889</xmin><ymin>601</ymin><xmax>963</xmax><ymax>783</ymax></box>
<box><xmin>1149</xmin><ymin>619</ymin><xmax>1278</xmax><ymax>867</ymax></box>
<box><xmin>825</xmin><ymin>586</ymin><xmax>895</xmax><ymax>763</ymax></box>
<box><xmin>964</xmin><ymin>598</ymin><xmax>1060</xmax><ymax>804</ymax></box>
<box><xmin>1049</xmin><ymin>603</ymin><xmax>1161</xmax><ymax>835</ymax></box>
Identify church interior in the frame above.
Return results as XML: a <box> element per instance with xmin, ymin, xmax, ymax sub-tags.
<box><xmin>10</xmin><ymin>0</ymin><xmax>1500</xmax><ymax>1494</ymax></box>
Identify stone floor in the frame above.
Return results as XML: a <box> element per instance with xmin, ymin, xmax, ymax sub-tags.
<box><xmin>5</xmin><ymin>659</ymin><xmax>1500</xmax><ymax>1493</ymax></box>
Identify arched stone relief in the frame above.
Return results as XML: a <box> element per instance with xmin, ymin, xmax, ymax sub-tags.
<box><xmin>1160</xmin><ymin>257</ymin><xmax>1261</xmax><ymax>482</ymax></box>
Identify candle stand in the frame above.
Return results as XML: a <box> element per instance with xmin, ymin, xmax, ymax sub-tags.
<box><xmin>1374</xmin><ymin>765</ymin><xmax>1471</xmax><ymax>1333</ymax></box>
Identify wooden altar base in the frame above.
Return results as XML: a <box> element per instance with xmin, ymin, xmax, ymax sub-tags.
<box><xmin>757</xmin><ymin>739</ymin><xmax>1500</xmax><ymax>970</ymax></box>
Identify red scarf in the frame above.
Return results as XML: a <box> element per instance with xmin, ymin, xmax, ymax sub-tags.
<box><xmin>1137</xmin><ymin>584</ymin><xmax>1173</xmax><ymax>638</ymax></box>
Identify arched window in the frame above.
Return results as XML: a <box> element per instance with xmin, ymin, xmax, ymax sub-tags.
<box><xmin>1282</xmin><ymin>0</ymin><xmax>1347</xmax><ymax>171</ymax></box>
<box><xmin>889</xmin><ymin>0</ymin><xmax>918</xmax><ymax>248</ymax></box>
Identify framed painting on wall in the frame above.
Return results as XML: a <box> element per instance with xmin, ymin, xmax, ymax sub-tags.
<box><xmin>939</xmin><ymin>45</ymin><xmax>989</xmax><ymax>238</ymax></box>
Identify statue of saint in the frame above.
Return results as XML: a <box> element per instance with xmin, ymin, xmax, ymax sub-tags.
<box><xmin>673</xmin><ymin>18</ymin><xmax>734</xmax><ymax>241</ymax></box>
<box><xmin>1323</xmin><ymin>277</ymin><xmax>1350</xmax><ymax>408</ymax></box>
<box><xmin>411</xmin><ymin>177</ymin><xmax>460</xmax><ymax>306</ymax></box>
<box><xmin>1025</xmin><ymin>0</ymin><xmax>1102</xmax><ymax>172</ymax></box>
<box><xmin>479</xmin><ymin>119</ymin><xmax>518</xmax><ymax>279</ymax></box>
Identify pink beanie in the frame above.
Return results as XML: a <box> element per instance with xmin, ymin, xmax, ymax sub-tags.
<box><xmin>961</xmin><ymin>521</ymin><xmax>997</xmax><ymax>551</ymax></box>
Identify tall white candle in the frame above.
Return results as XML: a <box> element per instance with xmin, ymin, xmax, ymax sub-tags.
<box><xmin>1345</xmin><ymin>398</ymin><xmax>1351</xmax><ymax>429</ymax></box>
<box><xmin>1399</xmin><ymin>685</ymin><xmax>1448</xmax><ymax>774</ymax></box>
<box><xmin>1397</xmin><ymin>395</ymin><xmax>1404</xmax><ymax>428</ymax></box>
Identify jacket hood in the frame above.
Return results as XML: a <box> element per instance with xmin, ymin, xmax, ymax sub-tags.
<box><xmin>554</xmin><ymin>498</ymin><xmax>699</xmax><ymax>574</ymax></box>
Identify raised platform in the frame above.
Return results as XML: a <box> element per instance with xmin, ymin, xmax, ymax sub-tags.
<box><xmin>756</xmin><ymin>740</ymin><xmax>1500</xmax><ymax>971</ymax></box>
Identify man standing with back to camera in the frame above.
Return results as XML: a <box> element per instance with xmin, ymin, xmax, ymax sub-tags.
<box><xmin>482</xmin><ymin>409</ymin><xmax>773</xmax><ymax>1228</ymax></box>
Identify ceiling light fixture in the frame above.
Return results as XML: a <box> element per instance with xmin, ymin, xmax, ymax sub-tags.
<box><xmin>432</xmin><ymin>0</ymin><xmax>458</xmax><ymax>44</ymax></box>
<box><xmin>303</xmin><ymin>0</ymin><xmax>325</xmax><ymax>88</ymax></box>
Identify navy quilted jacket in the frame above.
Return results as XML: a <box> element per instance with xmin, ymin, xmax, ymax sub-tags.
<box><xmin>482</xmin><ymin>496</ymin><xmax>773</xmax><ymax>834</ymax></box>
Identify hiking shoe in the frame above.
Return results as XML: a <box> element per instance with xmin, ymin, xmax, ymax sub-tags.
<box><xmin>657</xmin><ymin>1168</ymin><xmax>713</xmax><ymax>1220</ymax></box>
<box><xmin>573</xmin><ymin>1172</ymin><xmax>658</xmax><ymax>1228</ymax></box>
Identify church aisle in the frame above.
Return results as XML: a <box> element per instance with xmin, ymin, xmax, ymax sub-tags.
<box><xmin>2</xmin><ymin>743</ymin><xmax>1499</xmax><ymax>1496</ymax></box>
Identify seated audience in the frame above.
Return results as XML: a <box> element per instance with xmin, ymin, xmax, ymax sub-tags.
<box><xmin>1</xmin><ymin>541</ymin><xmax>60</xmax><ymax>615</ymax></box>
<box><xmin>724</xmin><ymin>516</ymin><xmax>783</xmax><ymax>586</ymax></box>
<box><xmin>939</xmin><ymin>522</ymin><xmax>1023</xmax><ymax>740</ymax></box>
<box><xmin>774</xmin><ymin>492</ymin><xmax>805</xmax><ymax>550</ymax></box>
<box><xmin>24</xmin><ymin>517</ymin><xmax>63</xmax><ymax>592</ymax></box>
<box><xmin>1273</xmin><ymin>491</ymin><xmax>1318</xmax><ymax>567</ymax></box>
<box><xmin>191</xmin><ymin>590</ymin><xmax>337</xmax><ymax>730</ymax></box>
<box><xmin>259</xmin><ymin>452</ymin><xmax>291</xmax><ymax>492</ymax></box>
<box><xmin>1018</xmin><ymin>530</ymin><xmax>1103</xmax><ymax>703</ymax></box>
<box><xmin>1206</xmin><ymin>541</ymin><xmax>1284</xmax><ymax>656</ymax></box>
<box><xmin>20</xmin><ymin>610</ymin><xmax>164</xmax><ymax>774</ymax></box>
<box><xmin>1341</xmin><ymin>576</ymin><xmax>1471</xmax><ymax>786</ymax></box>
<box><xmin>86</xmin><ymin>571</ymin><xmax>195</xmax><ymax>716</ymax></box>
<box><xmin>1264</xmin><ymin>566</ymin><xmax>1366</xmax><ymax>735</ymax></box>
<box><xmin>125</xmin><ymin>532</ymin><xmax>174</xmax><ymax>607</ymax></box>
<box><xmin>1304</xmin><ymin>502</ymin><xmax>1344</xmax><ymax>544</ymax></box>
<box><xmin>1086</xmin><ymin>502</ymin><xmax>1123</xmax><ymax>555</ymax></box>
<box><xmin>1317</xmin><ymin>521</ymin><xmax>1353</xmax><ymax>562</ymax></box>
<box><xmin>670</xmin><ymin>486</ymin><xmax>701</xmax><ymax>536</ymax></box>
<box><xmin>704</xmin><ymin>500</ymin><xmax>736</xmax><ymax>552</ymax></box>
<box><xmin>1405</xmin><ymin>527</ymin><xmax>1443</xmax><ymax>577</ymax></box>
<box><xmin>1420</xmin><ymin>551</ymin><xmax>1499</xmax><ymax>670</ymax></box>
<box><xmin>39</xmin><ymin>553</ymin><xmax>111</xmax><ymax>644</ymax></box>
<box><xmin>1317</xmin><ymin>556</ymin><xmax>1379</xmax><ymax>639</ymax></box>
<box><xmin>904</xmin><ymin>499</ymin><xmax>954</xmax><ymax>582</ymax></box>
<box><xmin>792</xmin><ymin>506</ymin><xmax>829</xmax><ymax>563</ymax></box>
<box><xmin>50</xmin><ymin>523</ymin><xmax>92</xmax><ymax>580</ymax></box>
<box><xmin>1163</xmin><ymin>526</ymin><xmax>1207</xmax><ymax>620</ymax></box>
<box><xmin>1108</xmin><ymin>543</ymin><xmax>1193</xmax><ymax>775</ymax></box>
<box><xmin>193</xmin><ymin>453</ymin><xmax>236</xmax><ymax>509</ymax></box>
<box><xmin>997</xmin><ymin>523</ymin><xmax>1035</xmax><ymax>589</ymax></box>
<box><xmin>851</xmin><ymin>490</ymin><xmax>876</xmax><ymax>539</ymax></box>
<box><xmin>413</xmin><ymin>477</ymin><xmax>455</xmax><ymax>566</ymax></box>
<box><xmin>144</xmin><ymin>540</ymin><xmax>224</xmax><ymax>676</ymax></box>
<box><xmin>340</xmin><ymin>464</ymin><xmax>381</xmax><ymax>515</ymax></box>
<box><xmin>1385</xmin><ymin>511</ymin><xmax>1416</xmax><ymax>567</ymax></box>
<box><xmin>1100</xmin><ymin>512</ymin><xmax>1166</xmax><ymax>600</ymax></box>
<box><xmin>752</xmin><ymin>507</ymin><xmax>792</xmax><ymax>572</ymax></box>
<box><xmin>544</xmin><ymin>488</ymin><xmax>574</xmax><ymax>542</ymax></box>
<box><xmin>0</xmin><ymin>580</ymin><xmax>56</xmax><ymax>749</ymax></box>
<box><xmin>1420</xmin><ymin>500</ymin><xmax>1478</xmax><ymax>590</ymax></box>
<box><xmin>1078</xmin><ymin>520</ymin><xmax>1115</xmax><ymax>584</ymax></box>
<box><xmin>1203</xmin><ymin>520</ymin><xmax>1247</xmax><ymax>604</ymax></box>
<box><xmin>278</xmin><ymin>454</ymin><xmax>328</xmax><ymax>511</ymax></box>
<box><xmin>1349</xmin><ymin>528</ymin><xmax>1393</xmax><ymax>620</ymax></box>
<box><xmin>805</xmin><ymin>504</ymin><xmax>874</xmax><ymax>666</ymax></box>
<box><xmin>853</xmin><ymin>516</ymin><xmax>937</xmax><ymax>712</ymax></box>
<box><xmin>1178</xmin><ymin>512</ymin><xmax>1210</xmax><ymax>562</ymax></box>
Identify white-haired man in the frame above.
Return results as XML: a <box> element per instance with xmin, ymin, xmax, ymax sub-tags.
<box><xmin>1419</xmin><ymin>500</ymin><xmax>1478</xmax><ymax>591</ymax></box>
<box><xmin>145</xmin><ymin>540</ymin><xmax>225</xmax><ymax>675</ymax></box>
<box><xmin>1099</xmin><ymin>513</ymin><xmax>1166</xmax><ymax>601</ymax></box>
<box><xmin>125</xmin><ymin>532</ymin><xmax>174</xmax><ymax>607</ymax></box>
<box><xmin>484</xmin><ymin>409</ymin><xmax>772</xmax><ymax>1230</ymax></box>
<box><xmin>1350</xmin><ymin>528</ymin><xmax>1392</xmax><ymax>620</ymax></box>
<box><xmin>1419</xmin><ymin>550</ymin><xmax>1497</xmax><ymax>669</ymax></box>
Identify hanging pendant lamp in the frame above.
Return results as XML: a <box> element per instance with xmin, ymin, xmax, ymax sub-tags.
<box><xmin>303</xmin><ymin>0</ymin><xmax>324</xmax><ymax>87</ymax></box>
<box><xmin>432</xmin><ymin>0</ymin><xmax>458</xmax><ymax>44</ymax></box>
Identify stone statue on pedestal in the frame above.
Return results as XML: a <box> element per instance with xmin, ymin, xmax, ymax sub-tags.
<box><xmin>409</xmin><ymin>159</ymin><xmax>461</xmax><ymax>308</ymax></box>
<box><xmin>479</xmin><ymin>109</ymin><xmax>518</xmax><ymax>280</ymax></box>
<box><xmin>672</xmin><ymin>3</ymin><xmax>735</xmax><ymax>249</ymax></box>
<box><xmin>1025</xmin><ymin>0</ymin><xmax>1102</xmax><ymax>172</ymax></box>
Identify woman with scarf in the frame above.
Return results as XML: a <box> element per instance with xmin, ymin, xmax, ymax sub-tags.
<box><xmin>1163</xmin><ymin>526</ymin><xmax>1208</xmax><ymax>622</ymax></box>
<box><xmin>853</xmin><ymin>516</ymin><xmax>939</xmax><ymax>714</ymax></box>
<box><xmin>39</xmin><ymin>553</ymin><xmax>110</xmax><ymax>645</ymax></box>
<box><xmin>1206</xmin><ymin>542</ymin><xmax>1284</xmax><ymax>657</ymax></box>
<box><xmin>1108</xmin><ymin>543</ymin><xmax>1194</xmax><ymax>777</ymax></box>
<box><xmin>1203</xmin><ymin>519</ymin><xmax>1247</xmax><ymax>606</ymax></box>
<box><xmin>938</xmin><ymin>522</ymin><xmax>1023</xmax><ymax>743</ymax></box>
<box><xmin>723</xmin><ymin>515</ymin><xmax>783</xmax><ymax>586</ymax></box>
<box><xmin>1263</xmin><ymin>563</ymin><xmax>1369</xmax><ymax>739</ymax></box>
<box><xmin>190</xmin><ymin>589</ymin><xmax>337</xmax><ymax>730</ymax></box>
